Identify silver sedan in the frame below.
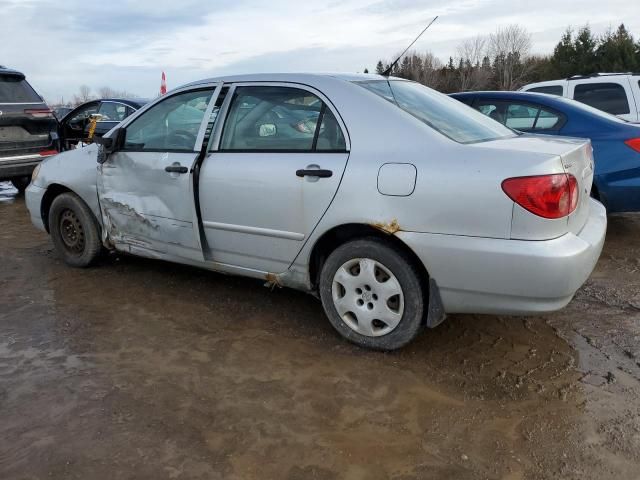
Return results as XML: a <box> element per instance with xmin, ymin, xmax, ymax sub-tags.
<box><xmin>26</xmin><ymin>73</ymin><xmax>607</xmax><ymax>349</ymax></box>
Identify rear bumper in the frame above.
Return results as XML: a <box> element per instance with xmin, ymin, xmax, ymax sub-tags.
<box><xmin>25</xmin><ymin>183</ymin><xmax>46</xmax><ymax>232</ymax></box>
<box><xmin>399</xmin><ymin>198</ymin><xmax>607</xmax><ymax>315</ymax></box>
<box><xmin>0</xmin><ymin>154</ymin><xmax>42</xmax><ymax>180</ymax></box>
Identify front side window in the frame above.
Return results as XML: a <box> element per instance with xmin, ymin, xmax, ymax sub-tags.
<box><xmin>574</xmin><ymin>82</ymin><xmax>630</xmax><ymax>115</ymax></box>
<box><xmin>97</xmin><ymin>102</ymin><xmax>129</xmax><ymax>122</ymax></box>
<box><xmin>124</xmin><ymin>89</ymin><xmax>214</xmax><ymax>152</ymax></box>
<box><xmin>220</xmin><ymin>86</ymin><xmax>345</xmax><ymax>152</ymax></box>
<box><xmin>357</xmin><ymin>80</ymin><xmax>515</xmax><ymax>143</ymax></box>
<box><xmin>69</xmin><ymin>102</ymin><xmax>99</xmax><ymax>124</ymax></box>
<box><xmin>527</xmin><ymin>85</ymin><xmax>563</xmax><ymax>96</ymax></box>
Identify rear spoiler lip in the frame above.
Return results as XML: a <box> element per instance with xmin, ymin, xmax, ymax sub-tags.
<box><xmin>0</xmin><ymin>71</ymin><xmax>26</xmax><ymax>80</ymax></box>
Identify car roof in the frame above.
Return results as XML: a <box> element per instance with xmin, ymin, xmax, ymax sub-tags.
<box><xmin>77</xmin><ymin>98</ymin><xmax>149</xmax><ymax>108</ymax></box>
<box><xmin>100</xmin><ymin>98</ymin><xmax>148</xmax><ymax>106</ymax></box>
<box><xmin>183</xmin><ymin>72</ymin><xmax>398</xmax><ymax>88</ymax></box>
<box><xmin>451</xmin><ymin>90</ymin><xmax>560</xmax><ymax>99</ymax></box>
<box><xmin>0</xmin><ymin>65</ymin><xmax>26</xmax><ymax>77</ymax></box>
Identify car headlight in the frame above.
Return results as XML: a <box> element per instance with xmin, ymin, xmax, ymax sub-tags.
<box><xmin>31</xmin><ymin>163</ymin><xmax>42</xmax><ymax>183</ymax></box>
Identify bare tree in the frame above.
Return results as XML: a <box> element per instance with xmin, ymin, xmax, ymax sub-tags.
<box><xmin>71</xmin><ymin>85</ymin><xmax>93</xmax><ymax>105</ymax></box>
<box><xmin>455</xmin><ymin>36</ymin><xmax>491</xmax><ymax>91</ymax></box>
<box><xmin>97</xmin><ymin>86</ymin><xmax>138</xmax><ymax>99</ymax></box>
<box><xmin>419</xmin><ymin>52</ymin><xmax>443</xmax><ymax>89</ymax></box>
<box><xmin>488</xmin><ymin>25</ymin><xmax>533</xmax><ymax>90</ymax></box>
<box><xmin>78</xmin><ymin>85</ymin><xmax>92</xmax><ymax>102</ymax></box>
<box><xmin>98</xmin><ymin>86</ymin><xmax>115</xmax><ymax>98</ymax></box>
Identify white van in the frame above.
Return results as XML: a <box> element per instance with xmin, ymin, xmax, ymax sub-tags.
<box><xmin>520</xmin><ymin>73</ymin><xmax>640</xmax><ymax>122</ymax></box>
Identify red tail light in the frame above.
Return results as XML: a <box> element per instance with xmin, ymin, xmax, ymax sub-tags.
<box><xmin>39</xmin><ymin>149</ymin><xmax>58</xmax><ymax>156</ymax></box>
<box><xmin>24</xmin><ymin>108</ymin><xmax>54</xmax><ymax>118</ymax></box>
<box><xmin>502</xmin><ymin>174</ymin><xmax>579</xmax><ymax>219</ymax></box>
<box><xmin>624</xmin><ymin>138</ymin><xmax>640</xmax><ymax>153</ymax></box>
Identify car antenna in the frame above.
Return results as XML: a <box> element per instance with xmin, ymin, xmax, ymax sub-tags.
<box><xmin>382</xmin><ymin>16</ymin><xmax>439</xmax><ymax>77</ymax></box>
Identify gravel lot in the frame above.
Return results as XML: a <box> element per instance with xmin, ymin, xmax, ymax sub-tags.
<box><xmin>1</xmin><ymin>181</ymin><xmax>639</xmax><ymax>480</ymax></box>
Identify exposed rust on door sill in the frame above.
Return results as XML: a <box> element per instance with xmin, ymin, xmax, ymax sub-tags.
<box><xmin>264</xmin><ymin>273</ymin><xmax>283</xmax><ymax>289</ymax></box>
<box><xmin>371</xmin><ymin>219</ymin><xmax>402</xmax><ymax>235</ymax></box>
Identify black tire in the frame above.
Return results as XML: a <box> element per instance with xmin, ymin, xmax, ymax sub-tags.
<box><xmin>319</xmin><ymin>238</ymin><xmax>426</xmax><ymax>350</ymax></box>
<box><xmin>49</xmin><ymin>192</ymin><xmax>103</xmax><ymax>267</ymax></box>
<box><xmin>11</xmin><ymin>176</ymin><xmax>30</xmax><ymax>193</ymax></box>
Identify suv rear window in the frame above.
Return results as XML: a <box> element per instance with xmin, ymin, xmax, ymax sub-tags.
<box><xmin>527</xmin><ymin>85</ymin><xmax>563</xmax><ymax>96</ymax></box>
<box><xmin>0</xmin><ymin>74</ymin><xmax>42</xmax><ymax>103</ymax></box>
<box><xmin>573</xmin><ymin>82</ymin><xmax>630</xmax><ymax>115</ymax></box>
<box><xmin>356</xmin><ymin>80</ymin><xmax>515</xmax><ymax>144</ymax></box>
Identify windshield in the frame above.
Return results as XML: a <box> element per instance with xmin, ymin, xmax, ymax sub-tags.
<box><xmin>0</xmin><ymin>74</ymin><xmax>42</xmax><ymax>103</ymax></box>
<box><xmin>556</xmin><ymin>96</ymin><xmax>629</xmax><ymax>124</ymax></box>
<box><xmin>355</xmin><ymin>80</ymin><xmax>516</xmax><ymax>144</ymax></box>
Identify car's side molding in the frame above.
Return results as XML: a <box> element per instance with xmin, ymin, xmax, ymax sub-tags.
<box><xmin>202</xmin><ymin>221</ymin><xmax>305</xmax><ymax>241</ymax></box>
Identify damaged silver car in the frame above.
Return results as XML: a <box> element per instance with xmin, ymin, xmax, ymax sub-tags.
<box><xmin>26</xmin><ymin>73</ymin><xmax>607</xmax><ymax>350</ymax></box>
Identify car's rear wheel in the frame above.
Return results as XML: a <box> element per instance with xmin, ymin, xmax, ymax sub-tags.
<box><xmin>10</xmin><ymin>176</ymin><xmax>30</xmax><ymax>193</ymax></box>
<box><xmin>319</xmin><ymin>238</ymin><xmax>426</xmax><ymax>350</ymax></box>
<box><xmin>49</xmin><ymin>193</ymin><xmax>102</xmax><ymax>267</ymax></box>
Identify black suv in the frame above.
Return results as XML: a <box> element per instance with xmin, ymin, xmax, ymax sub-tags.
<box><xmin>0</xmin><ymin>66</ymin><xmax>58</xmax><ymax>192</ymax></box>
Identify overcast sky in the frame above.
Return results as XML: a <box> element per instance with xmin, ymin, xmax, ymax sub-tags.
<box><xmin>1</xmin><ymin>0</ymin><xmax>639</xmax><ymax>103</ymax></box>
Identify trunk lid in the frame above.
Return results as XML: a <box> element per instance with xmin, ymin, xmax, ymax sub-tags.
<box><xmin>558</xmin><ymin>139</ymin><xmax>594</xmax><ymax>234</ymax></box>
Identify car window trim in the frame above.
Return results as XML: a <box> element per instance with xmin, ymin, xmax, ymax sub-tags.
<box><xmin>118</xmin><ymin>86</ymin><xmax>218</xmax><ymax>154</ymax></box>
<box><xmin>194</xmin><ymin>84</ymin><xmax>223</xmax><ymax>150</ymax></box>
<box><xmin>210</xmin><ymin>81</ymin><xmax>350</xmax><ymax>153</ymax></box>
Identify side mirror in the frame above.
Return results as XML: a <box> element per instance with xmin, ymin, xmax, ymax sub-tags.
<box><xmin>95</xmin><ymin>128</ymin><xmax>124</xmax><ymax>164</ymax></box>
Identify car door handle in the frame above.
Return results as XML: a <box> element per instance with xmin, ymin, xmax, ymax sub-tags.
<box><xmin>296</xmin><ymin>169</ymin><xmax>333</xmax><ymax>178</ymax></box>
<box><xmin>165</xmin><ymin>165</ymin><xmax>188</xmax><ymax>174</ymax></box>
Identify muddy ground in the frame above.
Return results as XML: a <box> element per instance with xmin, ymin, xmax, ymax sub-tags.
<box><xmin>0</xmin><ymin>181</ymin><xmax>639</xmax><ymax>480</ymax></box>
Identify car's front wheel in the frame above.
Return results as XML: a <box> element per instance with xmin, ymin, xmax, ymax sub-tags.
<box><xmin>319</xmin><ymin>238</ymin><xmax>426</xmax><ymax>350</ymax></box>
<box><xmin>49</xmin><ymin>192</ymin><xmax>103</xmax><ymax>267</ymax></box>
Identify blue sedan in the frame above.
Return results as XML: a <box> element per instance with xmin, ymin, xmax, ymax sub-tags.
<box><xmin>451</xmin><ymin>91</ymin><xmax>640</xmax><ymax>213</ymax></box>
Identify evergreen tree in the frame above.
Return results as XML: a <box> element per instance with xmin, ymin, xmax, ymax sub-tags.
<box><xmin>574</xmin><ymin>26</ymin><xmax>597</xmax><ymax>74</ymax></box>
<box><xmin>596</xmin><ymin>24</ymin><xmax>638</xmax><ymax>72</ymax></box>
<box><xmin>551</xmin><ymin>28</ymin><xmax>576</xmax><ymax>77</ymax></box>
<box><xmin>375</xmin><ymin>61</ymin><xmax>385</xmax><ymax>74</ymax></box>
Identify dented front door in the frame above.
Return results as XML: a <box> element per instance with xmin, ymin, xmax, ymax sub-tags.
<box><xmin>97</xmin><ymin>86</ymin><xmax>219</xmax><ymax>260</ymax></box>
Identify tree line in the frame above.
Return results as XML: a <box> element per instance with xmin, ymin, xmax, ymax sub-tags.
<box><xmin>51</xmin><ymin>85</ymin><xmax>139</xmax><ymax>108</ymax></box>
<box><xmin>372</xmin><ymin>23</ymin><xmax>640</xmax><ymax>93</ymax></box>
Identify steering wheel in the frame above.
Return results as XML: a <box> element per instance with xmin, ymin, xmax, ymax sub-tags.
<box><xmin>167</xmin><ymin>129</ymin><xmax>197</xmax><ymax>149</ymax></box>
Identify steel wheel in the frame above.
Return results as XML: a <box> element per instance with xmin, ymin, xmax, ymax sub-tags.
<box><xmin>331</xmin><ymin>257</ymin><xmax>404</xmax><ymax>337</ymax></box>
<box><xmin>59</xmin><ymin>208</ymin><xmax>85</xmax><ymax>255</ymax></box>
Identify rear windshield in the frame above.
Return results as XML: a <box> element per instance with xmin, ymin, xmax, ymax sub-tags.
<box><xmin>0</xmin><ymin>74</ymin><xmax>42</xmax><ymax>103</ymax></box>
<box><xmin>556</xmin><ymin>96</ymin><xmax>629</xmax><ymax>124</ymax></box>
<box><xmin>355</xmin><ymin>80</ymin><xmax>516</xmax><ymax>143</ymax></box>
<box><xmin>526</xmin><ymin>85</ymin><xmax>564</xmax><ymax>96</ymax></box>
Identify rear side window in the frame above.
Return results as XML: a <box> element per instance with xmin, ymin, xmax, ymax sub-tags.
<box><xmin>573</xmin><ymin>83</ymin><xmax>630</xmax><ymax>115</ymax></box>
<box><xmin>220</xmin><ymin>86</ymin><xmax>346</xmax><ymax>152</ymax></box>
<box><xmin>357</xmin><ymin>80</ymin><xmax>515</xmax><ymax>144</ymax></box>
<box><xmin>527</xmin><ymin>85</ymin><xmax>563</xmax><ymax>96</ymax></box>
<box><xmin>0</xmin><ymin>74</ymin><xmax>41</xmax><ymax>103</ymax></box>
<box><xmin>474</xmin><ymin>100</ymin><xmax>563</xmax><ymax>131</ymax></box>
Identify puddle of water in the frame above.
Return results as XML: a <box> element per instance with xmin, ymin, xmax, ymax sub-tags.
<box><xmin>0</xmin><ymin>181</ymin><xmax>18</xmax><ymax>204</ymax></box>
